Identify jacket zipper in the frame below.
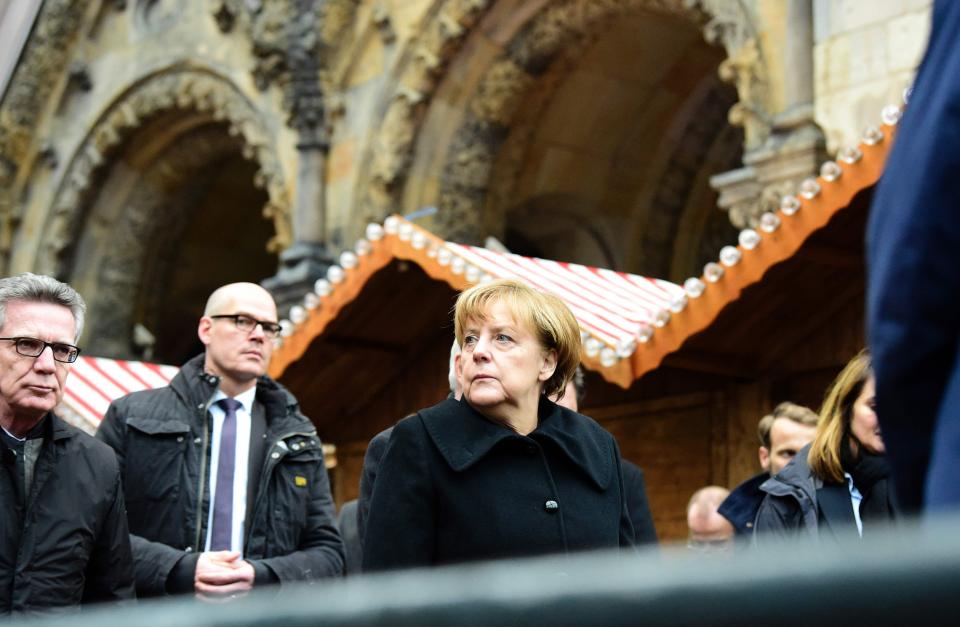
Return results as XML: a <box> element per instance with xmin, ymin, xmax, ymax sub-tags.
<box><xmin>244</xmin><ymin>429</ymin><xmax>319</xmax><ymax>548</ymax></box>
<box><xmin>193</xmin><ymin>392</ymin><xmax>218</xmax><ymax>552</ymax></box>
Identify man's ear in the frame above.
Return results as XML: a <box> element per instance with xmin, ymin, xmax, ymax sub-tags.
<box><xmin>198</xmin><ymin>317</ymin><xmax>213</xmax><ymax>347</ymax></box>
<box><xmin>538</xmin><ymin>349</ymin><xmax>558</xmax><ymax>382</ymax></box>
<box><xmin>758</xmin><ymin>446</ymin><xmax>770</xmax><ymax>473</ymax></box>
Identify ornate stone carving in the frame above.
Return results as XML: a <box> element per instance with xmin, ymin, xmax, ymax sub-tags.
<box><xmin>36</xmin><ymin>68</ymin><xmax>291</xmax><ymax>277</ymax></box>
<box><xmin>88</xmin><ymin>128</ymin><xmax>240</xmax><ymax>357</ymax></box>
<box><xmin>431</xmin><ymin>0</ymin><xmax>702</xmax><ymax>242</ymax></box>
<box><xmin>211</xmin><ymin>0</ymin><xmax>359</xmax><ymax>142</ymax></box>
<box><xmin>0</xmin><ymin>0</ymin><xmax>91</xmax><ymax>268</ymax></box>
<box><xmin>362</xmin><ymin>0</ymin><xmax>494</xmax><ymax>220</ymax></box>
<box><xmin>684</xmin><ymin>0</ymin><xmax>770</xmax><ymax>152</ymax></box>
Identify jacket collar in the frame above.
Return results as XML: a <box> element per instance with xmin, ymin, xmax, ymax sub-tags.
<box><xmin>171</xmin><ymin>354</ymin><xmax>303</xmax><ymax>430</ymax></box>
<box><xmin>760</xmin><ymin>443</ymin><xmax>822</xmax><ymax>501</ymax></box>
<box><xmin>717</xmin><ymin>472</ymin><xmax>768</xmax><ymax>534</ymax></box>
<box><xmin>49</xmin><ymin>412</ymin><xmax>75</xmax><ymax>441</ymax></box>
<box><xmin>419</xmin><ymin>396</ymin><xmax>613</xmax><ymax>490</ymax></box>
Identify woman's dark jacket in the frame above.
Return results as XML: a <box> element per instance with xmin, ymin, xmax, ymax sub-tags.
<box><xmin>362</xmin><ymin>397</ymin><xmax>635</xmax><ymax>571</ymax></box>
<box><xmin>1</xmin><ymin>414</ymin><xmax>135</xmax><ymax>614</ymax></box>
<box><xmin>96</xmin><ymin>354</ymin><xmax>344</xmax><ymax>596</ymax></box>
<box><xmin>755</xmin><ymin>443</ymin><xmax>895</xmax><ymax>543</ymax></box>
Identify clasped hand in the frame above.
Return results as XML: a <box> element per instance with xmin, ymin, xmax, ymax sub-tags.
<box><xmin>194</xmin><ymin>550</ymin><xmax>255</xmax><ymax>602</ymax></box>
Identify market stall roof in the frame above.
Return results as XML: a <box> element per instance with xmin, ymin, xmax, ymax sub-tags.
<box><xmin>59</xmin><ymin>356</ymin><xmax>178</xmax><ymax>433</ymax></box>
<box><xmin>58</xmin><ymin>355</ymin><xmax>338</xmax><ymax>466</ymax></box>
<box><xmin>269</xmin><ymin>106</ymin><xmax>901</xmax><ymax>389</ymax></box>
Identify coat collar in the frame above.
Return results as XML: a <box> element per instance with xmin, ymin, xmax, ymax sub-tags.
<box><xmin>171</xmin><ymin>354</ymin><xmax>305</xmax><ymax>431</ymax></box>
<box><xmin>760</xmin><ymin>443</ymin><xmax>822</xmax><ymax>501</ymax></box>
<box><xmin>419</xmin><ymin>396</ymin><xmax>614</xmax><ymax>490</ymax></box>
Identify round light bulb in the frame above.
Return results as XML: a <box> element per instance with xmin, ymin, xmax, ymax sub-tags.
<box><xmin>684</xmin><ymin>277</ymin><xmax>706</xmax><ymax>298</ymax></box>
<box><xmin>739</xmin><ymin>228</ymin><xmax>761</xmax><ymax>250</ymax></box>
<box><xmin>759</xmin><ymin>212</ymin><xmax>781</xmax><ymax>233</ymax></box>
<box><xmin>820</xmin><ymin>161</ymin><xmax>842</xmax><ymax>182</ymax></box>
<box><xmin>703</xmin><ymin>261</ymin><xmax>725</xmax><ymax>282</ymax></box>
<box><xmin>339</xmin><ymin>251</ymin><xmax>358</xmax><ymax>269</ymax></box>
<box><xmin>719</xmin><ymin>245</ymin><xmax>742</xmax><ymax>267</ymax></box>
<box><xmin>365</xmin><ymin>223</ymin><xmax>384</xmax><ymax>241</ymax></box>
<box><xmin>327</xmin><ymin>265</ymin><xmax>345</xmax><ymax>284</ymax></box>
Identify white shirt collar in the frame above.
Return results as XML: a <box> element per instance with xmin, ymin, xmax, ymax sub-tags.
<box><xmin>213</xmin><ymin>384</ymin><xmax>257</xmax><ymax>415</ymax></box>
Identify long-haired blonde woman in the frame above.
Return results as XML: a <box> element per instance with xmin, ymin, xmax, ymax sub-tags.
<box><xmin>755</xmin><ymin>350</ymin><xmax>897</xmax><ymax>541</ymax></box>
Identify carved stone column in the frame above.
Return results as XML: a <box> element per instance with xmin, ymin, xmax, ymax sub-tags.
<box><xmin>704</xmin><ymin>0</ymin><xmax>826</xmax><ymax>228</ymax></box>
<box><xmin>229</xmin><ymin>0</ymin><xmax>334</xmax><ymax>312</ymax></box>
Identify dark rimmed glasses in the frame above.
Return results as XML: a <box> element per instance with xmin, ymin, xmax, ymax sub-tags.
<box><xmin>0</xmin><ymin>337</ymin><xmax>81</xmax><ymax>363</ymax></box>
<box><xmin>210</xmin><ymin>314</ymin><xmax>282</xmax><ymax>339</ymax></box>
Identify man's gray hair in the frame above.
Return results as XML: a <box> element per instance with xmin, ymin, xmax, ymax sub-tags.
<box><xmin>448</xmin><ymin>340</ymin><xmax>461</xmax><ymax>395</ymax></box>
<box><xmin>0</xmin><ymin>273</ymin><xmax>86</xmax><ymax>341</ymax></box>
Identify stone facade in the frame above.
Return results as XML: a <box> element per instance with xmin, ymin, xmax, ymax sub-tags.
<box><xmin>1</xmin><ymin>2</ymin><xmax>931</xmax><ymax>356</ymax></box>
<box><xmin>0</xmin><ymin>0</ymin><xmax>933</xmax><ymax>541</ymax></box>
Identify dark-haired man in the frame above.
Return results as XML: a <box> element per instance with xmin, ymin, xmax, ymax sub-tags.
<box><xmin>718</xmin><ymin>402</ymin><xmax>818</xmax><ymax>536</ymax></box>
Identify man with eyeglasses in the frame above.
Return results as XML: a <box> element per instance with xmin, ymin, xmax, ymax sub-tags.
<box><xmin>0</xmin><ymin>273</ymin><xmax>134</xmax><ymax>614</ymax></box>
<box><xmin>98</xmin><ymin>282</ymin><xmax>343</xmax><ymax>601</ymax></box>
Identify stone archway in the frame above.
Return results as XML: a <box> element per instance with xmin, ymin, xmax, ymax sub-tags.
<box><xmin>37</xmin><ymin>66</ymin><xmax>290</xmax><ymax>279</ymax></box>
<box><xmin>36</xmin><ymin>67</ymin><xmax>288</xmax><ymax>360</ymax></box>
<box><xmin>353</xmin><ymin>0</ymin><xmax>769</xmax><ymax>258</ymax></box>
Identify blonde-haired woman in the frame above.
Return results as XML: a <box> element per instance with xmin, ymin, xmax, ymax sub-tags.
<box><xmin>755</xmin><ymin>350</ymin><xmax>897</xmax><ymax>541</ymax></box>
<box><xmin>363</xmin><ymin>279</ymin><xmax>634</xmax><ymax>570</ymax></box>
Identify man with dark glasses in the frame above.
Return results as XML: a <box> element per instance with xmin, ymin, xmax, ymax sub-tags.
<box><xmin>98</xmin><ymin>282</ymin><xmax>343</xmax><ymax>601</ymax></box>
<box><xmin>0</xmin><ymin>273</ymin><xmax>134</xmax><ymax>614</ymax></box>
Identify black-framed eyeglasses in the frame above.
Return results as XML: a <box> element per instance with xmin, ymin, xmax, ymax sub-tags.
<box><xmin>210</xmin><ymin>314</ymin><xmax>282</xmax><ymax>338</ymax></box>
<box><xmin>0</xmin><ymin>337</ymin><xmax>81</xmax><ymax>363</ymax></box>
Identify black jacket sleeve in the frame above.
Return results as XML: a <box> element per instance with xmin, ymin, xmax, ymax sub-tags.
<box><xmin>356</xmin><ymin>428</ymin><xmax>392</xmax><ymax>547</ymax></box>
<box><xmin>362</xmin><ymin>417</ymin><xmax>436</xmax><ymax>571</ymax></box>
<box><xmin>250</xmin><ymin>442</ymin><xmax>345</xmax><ymax>581</ymax></box>
<box><xmin>81</xmin><ymin>467</ymin><xmax>136</xmax><ymax>604</ymax></box>
<box><xmin>97</xmin><ymin>399</ymin><xmax>192</xmax><ymax>596</ymax></box>
<box><xmin>621</xmin><ymin>460</ymin><xmax>658</xmax><ymax>545</ymax></box>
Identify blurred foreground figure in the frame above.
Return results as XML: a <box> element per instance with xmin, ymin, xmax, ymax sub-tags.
<box><xmin>718</xmin><ymin>402</ymin><xmax>817</xmax><ymax>537</ymax></box>
<box><xmin>755</xmin><ymin>352</ymin><xmax>898</xmax><ymax>542</ymax></box>
<box><xmin>363</xmin><ymin>280</ymin><xmax>634</xmax><ymax>570</ymax></box>
<box><xmin>867</xmin><ymin>0</ymin><xmax>960</xmax><ymax>514</ymax></box>
<box><xmin>98</xmin><ymin>283</ymin><xmax>343</xmax><ymax>600</ymax></box>
<box><xmin>0</xmin><ymin>273</ymin><xmax>134</xmax><ymax>614</ymax></box>
<box><xmin>686</xmin><ymin>486</ymin><xmax>734</xmax><ymax>552</ymax></box>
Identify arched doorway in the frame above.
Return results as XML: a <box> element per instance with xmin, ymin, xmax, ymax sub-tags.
<box><xmin>39</xmin><ymin>68</ymin><xmax>289</xmax><ymax>363</ymax></box>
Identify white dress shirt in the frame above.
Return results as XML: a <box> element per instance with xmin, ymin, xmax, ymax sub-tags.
<box><xmin>844</xmin><ymin>472</ymin><xmax>864</xmax><ymax>537</ymax></box>
<box><xmin>204</xmin><ymin>385</ymin><xmax>256</xmax><ymax>554</ymax></box>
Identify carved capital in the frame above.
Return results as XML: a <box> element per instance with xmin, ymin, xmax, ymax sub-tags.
<box><xmin>686</xmin><ymin>0</ymin><xmax>770</xmax><ymax>151</ymax></box>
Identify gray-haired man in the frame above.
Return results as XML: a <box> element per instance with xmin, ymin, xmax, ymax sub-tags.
<box><xmin>0</xmin><ymin>273</ymin><xmax>134</xmax><ymax>614</ymax></box>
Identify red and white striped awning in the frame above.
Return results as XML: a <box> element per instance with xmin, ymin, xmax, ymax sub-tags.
<box><xmin>59</xmin><ymin>356</ymin><xmax>178</xmax><ymax>432</ymax></box>
<box><xmin>269</xmin><ymin>215</ymin><xmax>686</xmax><ymax>388</ymax></box>
<box><xmin>445</xmin><ymin>243</ymin><xmax>683</xmax><ymax>351</ymax></box>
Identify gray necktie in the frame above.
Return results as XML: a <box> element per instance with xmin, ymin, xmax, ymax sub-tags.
<box><xmin>210</xmin><ymin>398</ymin><xmax>242</xmax><ymax>551</ymax></box>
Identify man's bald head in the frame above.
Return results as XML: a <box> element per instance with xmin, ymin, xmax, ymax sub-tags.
<box><xmin>204</xmin><ymin>283</ymin><xmax>277</xmax><ymax>318</ymax></box>
<box><xmin>198</xmin><ymin>282</ymin><xmax>279</xmax><ymax>396</ymax></box>
<box><xmin>686</xmin><ymin>486</ymin><xmax>734</xmax><ymax>550</ymax></box>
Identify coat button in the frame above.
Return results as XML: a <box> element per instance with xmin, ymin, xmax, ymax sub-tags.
<box><xmin>544</xmin><ymin>500</ymin><xmax>559</xmax><ymax>513</ymax></box>
<box><xmin>525</xmin><ymin>444</ymin><xmax>537</xmax><ymax>455</ymax></box>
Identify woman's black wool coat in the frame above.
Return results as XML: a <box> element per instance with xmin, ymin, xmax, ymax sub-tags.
<box><xmin>362</xmin><ymin>396</ymin><xmax>635</xmax><ymax>571</ymax></box>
